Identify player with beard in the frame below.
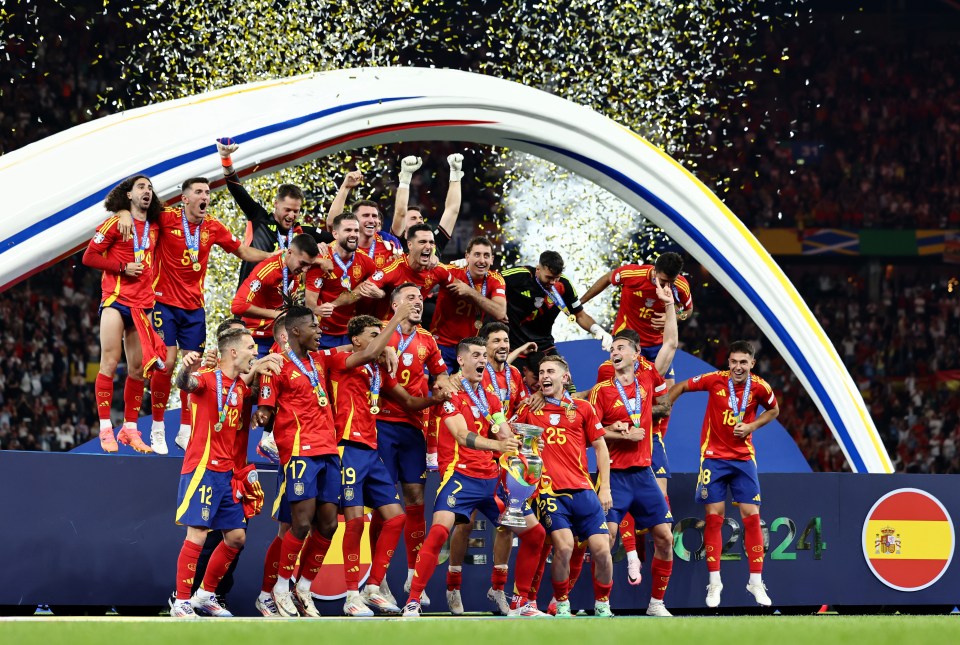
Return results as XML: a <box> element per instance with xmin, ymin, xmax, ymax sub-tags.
<box><xmin>388</xmin><ymin>154</ymin><xmax>464</xmax><ymax>254</ymax></box>
<box><xmin>305</xmin><ymin>212</ymin><xmax>382</xmax><ymax>349</ymax></box>
<box><xmin>401</xmin><ymin>338</ymin><xmax>548</xmax><ymax>618</ymax></box>
<box><xmin>169</xmin><ymin>328</ymin><xmax>280</xmax><ymax>618</ymax></box>
<box><xmin>368</xmin><ymin>224</ymin><xmax>455</xmax><ymax>320</ymax></box>
<box><xmin>371</xmin><ymin>283</ymin><xmax>455</xmax><ymax>610</ymax></box>
<box><xmin>668</xmin><ymin>341</ymin><xmax>779</xmax><ymax>609</ymax></box>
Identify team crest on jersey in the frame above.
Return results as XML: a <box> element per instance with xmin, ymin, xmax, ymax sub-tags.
<box><xmin>200</xmin><ymin>230</ymin><xmax>211</xmax><ymax>245</ymax></box>
<box><xmin>424</xmin><ymin>276</ymin><xmax>434</xmax><ymax>288</ymax></box>
<box><xmin>344</xmin><ymin>487</ymin><xmax>355</xmax><ymax>502</ymax></box>
<box><xmin>93</xmin><ymin>232</ymin><xmax>105</xmax><ymax>244</ymax></box>
<box><xmin>352</xmin><ymin>265</ymin><xmax>362</xmax><ymax>279</ymax></box>
<box><xmin>376</xmin><ymin>256</ymin><xmax>386</xmax><ymax>268</ymax></box>
<box><xmin>402</xmin><ymin>353</ymin><xmax>413</xmax><ymax>367</ymax></box>
<box><xmin>533</xmin><ymin>297</ymin><xmax>544</xmax><ymax>309</ymax></box>
<box><xmin>417</xmin><ymin>345</ymin><xmax>428</xmax><ymax>360</ymax></box>
<box><xmin>260</xmin><ymin>386</ymin><xmax>271</xmax><ymax>399</ymax></box>
<box><xmin>294</xmin><ymin>482</ymin><xmax>305</xmax><ymax>496</ymax></box>
<box><xmin>645</xmin><ymin>298</ymin><xmax>656</xmax><ymax>308</ymax></box>
<box><xmin>443</xmin><ymin>401</ymin><xmax>456</xmax><ymax>414</ymax></box>
<box><xmin>201</xmin><ymin>506</ymin><xmax>210</xmax><ymax>521</ymax></box>
<box><xmin>250</xmin><ymin>279</ymin><xmax>262</xmax><ymax>293</ymax></box>
<box><xmin>549</xmin><ymin>414</ymin><xmax>561</xmax><ymax>426</ymax></box>
<box><xmin>447</xmin><ymin>494</ymin><xmax>457</xmax><ymax>508</ymax></box>
<box><xmin>314</xmin><ymin>277</ymin><xmax>323</xmax><ymax>289</ymax></box>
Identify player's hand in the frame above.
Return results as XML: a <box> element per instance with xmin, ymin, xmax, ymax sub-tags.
<box><xmin>623</xmin><ymin>425</ymin><xmax>645</xmax><ymax>442</ymax></box>
<box><xmin>200</xmin><ymin>349</ymin><xmax>219</xmax><ymax>369</ymax></box>
<box><xmin>437</xmin><ymin>378</ymin><xmax>461</xmax><ymax>396</ymax></box>
<box><xmin>498</xmin><ymin>434</ymin><xmax>521</xmax><ymax>454</ymax></box>
<box><xmin>597</xmin><ymin>485</ymin><xmax>613</xmax><ymax>512</ymax></box>
<box><xmin>317</xmin><ymin>302</ymin><xmax>336</xmax><ymax>318</ymax></box>
<box><xmin>426</xmin><ymin>452</ymin><xmax>439</xmax><ymax>471</ymax></box>
<box><xmin>342</xmin><ymin>170</ymin><xmax>363</xmax><ymax>190</ymax></box>
<box><xmin>733</xmin><ymin>422</ymin><xmax>755</xmax><ymax>439</ymax></box>
<box><xmin>355</xmin><ymin>281</ymin><xmax>384</xmax><ymax>299</ymax></box>
<box><xmin>180</xmin><ymin>351</ymin><xmax>201</xmax><ymax>371</ymax></box>
<box><xmin>116</xmin><ymin>209</ymin><xmax>133</xmax><ymax>242</ymax></box>
<box><xmin>255</xmin><ymin>353</ymin><xmax>284</xmax><ymax>376</ymax></box>
<box><xmin>382</xmin><ymin>346</ymin><xmax>399</xmax><ymax>378</ymax></box>
<box><xmin>315</xmin><ymin>242</ymin><xmax>331</xmax><ymax>260</ymax></box>
<box><xmin>446</xmin><ymin>280</ymin><xmax>474</xmax><ymax>298</ymax></box>
<box><xmin>124</xmin><ymin>262</ymin><xmax>145</xmax><ymax>277</ymax></box>
<box><xmin>654</xmin><ymin>278</ymin><xmax>673</xmax><ymax>305</ymax></box>
<box><xmin>427</xmin><ymin>253</ymin><xmax>440</xmax><ymax>269</ymax></box>
<box><xmin>449</xmin><ymin>258</ymin><xmax>468</xmax><ymax>269</ymax></box>
<box><xmin>252</xmin><ymin>407</ymin><xmax>273</xmax><ymax>428</ymax></box>
<box><xmin>650</xmin><ymin>312</ymin><xmax>667</xmax><ymax>330</ymax></box>
<box><xmin>610</xmin><ymin>420</ymin><xmax>629</xmax><ymax>433</ymax></box>
<box><xmin>526</xmin><ymin>391</ymin><xmax>546</xmax><ymax>413</ymax></box>
<box><xmin>518</xmin><ymin>342</ymin><xmax>538</xmax><ymax>355</ymax></box>
<box><xmin>393</xmin><ymin>300</ymin><xmax>414</xmax><ymax>321</ymax></box>
<box><xmin>216</xmin><ymin>137</ymin><xmax>239</xmax><ymax>157</ymax></box>
<box><xmin>598</xmin><ymin>330</ymin><xmax>614</xmax><ymax>352</ymax></box>
<box><xmin>399</xmin><ymin>155</ymin><xmax>423</xmax><ymax>185</ymax></box>
<box><xmin>448</xmin><ymin>153</ymin><xmax>464</xmax><ymax>182</ymax></box>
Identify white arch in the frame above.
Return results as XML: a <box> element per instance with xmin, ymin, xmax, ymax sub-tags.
<box><xmin>0</xmin><ymin>67</ymin><xmax>891</xmax><ymax>473</ymax></box>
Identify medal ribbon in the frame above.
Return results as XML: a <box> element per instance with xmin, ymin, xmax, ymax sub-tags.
<box><xmin>614</xmin><ymin>378</ymin><xmax>643</xmax><ymax>428</ymax></box>
<box><xmin>180</xmin><ymin>207</ymin><xmax>201</xmax><ymax>264</ymax></box>
<box><xmin>728</xmin><ymin>373</ymin><xmax>752</xmax><ymax>423</ymax></box>
<box><xmin>215</xmin><ymin>369</ymin><xmax>240</xmax><ymax>428</ymax></box>
<box><xmin>277</xmin><ymin>226</ymin><xmax>293</xmax><ymax>251</ymax></box>
<box><xmin>485</xmin><ymin>363</ymin><xmax>511</xmax><ymax>408</ymax></box>
<box><xmin>332</xmin><ymin>248</ymin><xmax>355</xmax><ymax>291</ymax></box>
<box><xmin>466</xmin><ymin>270</ymin><xmax>488</xmax><ymax>327</ymax></box>
<box><xmin>286</xmin><ymin>349</ymin><xmax>328</xmax><ymax>403</ymax></box>
<box><xmin>544</xmin><ymin>392</ymin><xmax>575</xmax><ymax>412</ymax></box>
<box><xmin>396</xmin><ymin>328</ymin><xmax>416</xmax><ymax>355</ymax></box>
<box><xmin>366</xmin><ymin>363</ymin><xmax>382</xmax><ymax>410</ymax></box>
<box><xmin>132</xmin><ymin>219</ymin><xmax>150</xmax><ymax>263</ymax></box>
<box><xmin>461</xmin><ymin>377</ymin><xmax>493</xmax><ymax>425</ymax></box>
<box><xmin>535</xmin><ymin>277</ymin><xmax>573</xmax><ymax>319</ymax></box>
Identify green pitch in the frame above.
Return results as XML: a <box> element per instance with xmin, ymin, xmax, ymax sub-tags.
<box><xmin>2</xmin><ymin>616</ymin><xmax>957</xmax><ymax>645</ymax></box>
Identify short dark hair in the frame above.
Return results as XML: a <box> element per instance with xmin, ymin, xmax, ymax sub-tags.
<box><xmin>613</xmin><ymin>329</ymin><xmax>641</xmax><ymax>346</ymax></box>
<box><xmin>347</xmin><ymin>315</ymin><xmax>382</xmax><ymax>340</ymax></box>
<box><xmin>273</xmin><ymin>311</ymin><xmax>287</xmax><ymax>337</ymax></box>
<box><xmin>654</xmin><ymin>252</ymin><xmax>683</xmax><ymax>281</ymax></box>
<box><xmin>333</xmin><ymin>212</ymin><xmax>359</xmax><ymax>230</ymax></box>
<box><xmin>291</xmin><ymin>233</ymin><xmax>319</xmax><ymax>257</ymax></box>
<box><xmin>217</xmin><ymin>327</ymin><xmax>252</xmax><ymax>353</ymax></box>
<box><xmin>104</xmin><ymin>175</ymin><xmax>161</xmax><ymax>222</ymax></box>
<box><xmin>538</xmin><ymin>250</ymin><xmax>564</xmax><ymax>274</ymax></box>
<box><xmin>519</xmin><ymin>351</ymin><xmax>545</xmax><ymax>375</ymax></box>
<box><xmin>283</xmin><ymin>305</ymin><xmax>314</xmax><ymax>331</ymax></box>
<box><xmin>351</xmin><ymin>199</ymin><xmax>380</xmax><ymax>215</ymax></box>
<box><xmin>181</xmin><ymin>177</ymin><xmax>209</xmax><ymax>193</ymax></box>
<box><xmin>216</xmin><ymin>318</ymin><xmax>245</xmax><ymax>339</ymax></box>
<box><xmin>407</xmin><ymin>204</ymin><xmax>423</xmax><ymax>214</ymax></box>
<box><xmin>276</xmin><ymin>184</ymin><xmax>304</xmax><ymax>202</ymax></box>
<box><xmin>480</xmin><ymin>322</ymin><xmax>509</xmax><ymax>340</ymax></box>
<box><xmin>390</xmin><ymin>282</ymin><xmax>419</xmax><ymax>304</ymax></box>
<box><xmin>612</xmin><ymin>335</ymin><xmax>639</xmax><ymax>352</ymax></box>
<box><xmin>466</xmin><ymin>236</ymin><xmax>494</xmax><ymax>254</ymax></box>
<box><xmin>729</xmin><ymin>340</ymin><xmax>756</xmax><ymax>357</ymax></box>
<box><xmin>406</xmin><ymin>223</ymin><xmax>434</xmax><ymax>242</ymax></box>
<box><xmin>457</xmin><ymin>336</ymin><xmax>486</xmax><ymax>355</ymax></box>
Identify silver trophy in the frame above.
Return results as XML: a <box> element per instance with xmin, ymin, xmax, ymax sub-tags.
<box><xmin>498</xmin><ymin>422</ymin><xmax>544</xmax><ymax>528</ymax></box>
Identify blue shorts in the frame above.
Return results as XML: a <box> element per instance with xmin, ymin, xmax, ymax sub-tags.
<box><xmin>318</xmin><ymin>333</ymin><xmax>350</xmax><ymax>350</ymax></box>
<box><xmin>284</xmin><ymin>454</ymin><xmax>342</xmax><ymax>506</ymax></box>
<box><xmin>439</xmin><ymin>343</ymin><xmax>459</xmax><ymax>375</ymax></box>
<box><xmin>696</xmin><ymin>458</ymin><xmax>761</xmax><ymax>506</ymax></box>
<box><xmin>639</xmin><ymin>344</ymin><xmax>674</xmax><ymax>380</ymax></box>
<box><xmin>651</xmin><ymin>433</ymin><xmax>670</xmax><ymax>479</ymax></box>
<box><xmin>606</xmin><ymin>467</ymin><xmax>672</xmax><ymax>530</ymax></box>
<box><xmin>434</xmin><ymin>471</ymin><xmax>505</xmax><ymax>525</ymax></box>
<box><xmin>255</xmin><ymin>336</ymin><xmax>274</xmax><ymax>359</ymax></box>
<box><xmin>538</xmin><ymin>489</ymin><xmax>609</xmax><ymax>541</ymax></box>
<box><xmin>176</xmin><ymin>469</ymin><xmax>246</xmax><ymax>530</ymax></box>
<box><xmin>98</xmin><ymin>301</ymin><xmax>137</xmax><ymax>330</ymax></box>
<box><xmin>376</xmin><ymin>420</ymin><xmax>427</xmax><ymax>485</ymax></box>
<box><xmin>153</xmin><ymin>302</ymin><xmax>205</xmax><ymax>352</ymax></box>
<box><xmin>340</xmin><ymin>442</ymin><xmax>401</xmax><ymax>509</ymax></box>
<box><xmin>271</xmin><ymin>468</ymin><xmax>291</xmax><ymax>524</ymax></box>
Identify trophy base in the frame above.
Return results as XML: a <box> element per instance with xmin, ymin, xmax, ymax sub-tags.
<box><xmin>497</xmin><ymin>511</ymin><xmax>528</xmax><ymax>529</ymax></box>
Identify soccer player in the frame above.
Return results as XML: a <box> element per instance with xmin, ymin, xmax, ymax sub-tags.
<box><xmin>82</xmin><ymin>175</ymin><xmax>168</xmax><ymax>454</ymax></box>
<box><xmin>324</xmin><ymin>180</ymin><xmax>402</xmax><ymax>271</ymax></box>
<box><xmin>588</xmin><ymin>278</ymin><xmax>678</xmax><ymax>617</ymax></box>
<box><xmin>430</xmin><ymin>236</ymin><xmax>507</xmax><ymax>371</ymax></box>
<box><xmin>305</xmin><ymin>212</ymin><xmax>381</xmax><ymax>349</ymax></box>
<box><xmin>668</xmin><ymin>340</ymin><xmax>780</xmax><ymax>608</ymax></box>
<box><xmin>368</xmin><ymin>224</ymin><xmax>456</xmax><ymax>317</ymax></box>
<box><xmin>327</xmin><ymin>309</ymin><xmax>442</xmax><ymax>616</ymax></box>
<box><xmin>516</xmin><ymin>355</ymin><xmax>614</xmax><ymax>617</ymax></box>
<box><xmin>169</xmin><ymin>327</ymin><xmax>279</xmax><ymax>618</ymax></box>
<box><xmin>502</xmin><ymin>251</ymin><xmax>613</xmax><ymax>381</ymax></box>
<box><xmin>445</xmin><ymin>321</ymin><xmax>529</xmax><ymax>615</ymax></box>
<box><xmin>373</xmin><ymin>283</ymin><xmax>455</xmax><ymax>610</ymax></box>
<box><xmin>216</xmin><ymin>138</ymin><xmax>332</xmax><ymax>287</ymax></box>
<box><xmin>402</xmin><ymin>338</ymin><xmax>547</xmax><ymax>618</ymax></box>
<box><xmin>133</xmin><ymin>177</ymin><xmax>271</xmax><ymax>454</ymax></box>
<box><xmin>389</xmin><ymin>154</ymin><xmax>464</xmax><ymax>253</ymax></box>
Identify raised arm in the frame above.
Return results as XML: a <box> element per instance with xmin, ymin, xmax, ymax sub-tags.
<box><xmin>668</xmin><ymin>380</ymin><xmax>689</xmax><ymax>404</ymax></box>
<box><xmin>234</xmin><ymin>245</ymin><xmax>273</xmax><ymax>264</ymax></box>
<box><xmin>437</xmin><ymin>153</ymin><xmax>463</xmax><ymax>236</ymax></box>
<box><xmin>175</xmin><ymin>352</ymin><xmax>202</xmax><ymax>393</ymax></box>
<box><xmin>344</xmin><ymin>301</ymin><xmax>412</xmax><ymax>368</ymax></box>
<box><xmin>391</xmin><ymin>156</ymin><xmax>422</xmax><ymax>237</ymax></box>
<box><xmin>654</xmin><ymin>280</ymin><xmax>679</xmax><ymax>376</ymax></box>
<box><xmin>580</xmin><ymin>270</ymin><xmax>613</xmax><ymax>305</ymax></box>
<box><xmin>327</xmin><ymin>171</ymin><xmax>363</xmax><ymax>228</ymax></box>
<box><xmin>217</xmin><ymin>138</ymin><xmax>265</xmax><ymax>221</ymax></box>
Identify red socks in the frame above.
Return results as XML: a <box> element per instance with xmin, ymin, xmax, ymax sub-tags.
<box><xmin>175</xmin><ymin>540</ymin><xmax>203</xmax><ymax>600</ymax></box>
<box><xmin>408</xmin><ymin>524</ymin><xmax>450</xmax><ymax>601</ymax></box>
<box><xmin>300</xmin><ymin>532</ymin><xmax>333</xmax><ymax>584</ymax></box>
<box><xmin>553</xmin><ymin>577</ymin><xmax>570</xmax><ymax>602</ymax></box>
<box><xmin>620</xmin><ymin>514</ymin><xmax>637</xmax><ymax>553</ymax></box>
<box><xmin>278</xmin><ymin>531</ymin><xmax>305</xmax><ymax>581</ymax></box>
<box><xmin>369</xmin><ymin>514</ymin><xmax>405</xmax><ymax>586</ymax></box>
<box><xmin>650</xmin><ymin>556</ymin><xmax>673</xmax><ymax>600</ymax></box>
<box><xmin>201</xmin><ymin>542</ymin><xmax>240</xmax><ymax>592</ymax></box>
<box><xmin>446</xmin><ymin>568</ymin><xmax>463</xmax><ymax>591</ymax></box>
<box><xmin>704</xmin><ymin>513</ymin><xmax>724</xmax><ymax>572</ymax></box>
<box><xmin>342</xmin><ymin>517</ymin><xmax>365</xmax><ymax>592</ymax></box>
<box><xmin>123</xmin><ymin>376</ymin><xmax>144</xmax><ymax>423</ymax></box>
<box><xmin>95</xmin><ymin>373</ymin><xmax>114</xmax><ymax>421</ymax></box>
<box><xmin>261</xmin><ymin>536</ymin><xmax>282</xmax><ymax>593</ymax></box>
<box><xmin>490</xmin><ymin>565</ymin><xmax>508</xmax><ymax>591</ymax></box>
<box><xmin>529</xmin><ymin>542</ymin><xmax>552</xmax><ymax>600</ymax></box>
<box><xmin>568</xmin><ymin>542</ymin><xmax>586</xmax><ymax>590</ymax></box>
<box><xmin>593</xmin><ymin>578</ymin><xmax>613</xmax><ymax>603</ymax></box>
<box><xmin>404</xmin><ymin>504</ymin><xmax>426</xmax><ymax>569</ymax></box>
<box><xmin>510</xmin><ymin>523</ymin><xmax>546</xmax><ymax>608</ymax></box>
<box><xmin>369</xmin><ymin>512</ymin><xmax>384</xmax><ymax>557</ymax></box>
<box><xmin>742</xmin><ymin>513</ymin><xmax>765</xmax><ymax>573</ymax></box>
<box><xmin>150</xmin><ymin>368</ymin><xmax>172</xmax><ymax>422</ymax></box>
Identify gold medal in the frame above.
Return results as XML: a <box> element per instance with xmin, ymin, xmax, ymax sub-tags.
<box><xmin>474</xmin><ymin>320</ymin><xmax>483</xmax><ymax>330</ymax></box>
<box><xmin>318</xmin><ymin>395</ymin><xmax>328</xmax><ymax>407</ymax></box>
<box><xmin>567</xmin><ymin>314</ymin><xmax>576</xmax><ymax>322</ymax></box>
<box><xmin>214</xmin><ymin>422</ymin><xmax>223</xmax><ymax>433</ymax></box>
<box><xmin>192</xmin><ymin>262</ymin><xmax>202</xmax><ymax>272</ymax></box>
<box><xmin>370</xmin><ymin>405</ymin><xmax>380</xmax><ymax>415</ymax></box>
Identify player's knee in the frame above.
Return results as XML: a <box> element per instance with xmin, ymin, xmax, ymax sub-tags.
<box><xmin>652</xmin><ymin>527</ymin><xmax>673</xmax><ymax>554</ymax></box>
<box><xmin>315</xmin><ymin>516</ymin><xmax>338</xmax><ymax>539</ymax></box>
<box><xmin>402</xmin><ymin>485</ymin><xmax>424</xmax><ymax>506</ymax></box>
<box><xmin>554</xmin><ymin>542</ymin><xmax>574</xmax><ymax>562</ymax></box>
<box><xmin>99</xmin><ymin>359</ymin><xmax>119</xmax><ymax>376</ymax></box>
<box><xmin>225</xmin><ymin>532</ymin><xmax>246</xmax><ymax>549</ymax></box>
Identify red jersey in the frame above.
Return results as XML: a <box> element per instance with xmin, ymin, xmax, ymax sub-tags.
<box><xmin>516</xmin><ymin>397</ymin><xmax>604</xmax><ymax>493</ymax></box>
<box><xmin>232</xmin><ymin>253</ymin><xmax>302</xmax><ymax>337</ymax></box>
<box><xmin>304</xmin><ymin>246</ymin><xmax>378</xmax><ymax>336</ymax></box>
<box><xmin>610</xmin><ymin>264</ymin><xmax>692</xmax><ymax>347</ymax></box>
<box><xmin>371</xmin><ymin>257</ymin><xmax>455</xmax><ymax>318</ymax></box>
<box><xmin>327</xmin><ymin>352</ymin><xmax>388</xmax><ymax>449</ymax></box>
<box><xmin>684</xmin><ymin>371</ymin><xmax>777</xmax><ymax>462</ymax></box>
<box><xmin>356</xmin><ymin>233</ymin><xmax>399</xmax><ymax>270</ymax></box>
<box><xmin>258</xmin><ymin>351</ymin><xmax>338</xmax><ymax>464</ymax></box>
<box><xmin>379</xmin><ymin>327</ymin><xmax>447</xmax><ymax>430</ymax></box>
<box><xmin>182</xmin><ymin>369</ymin><xmax>252</xmax><ymax>474</ymax></box>
<box><xmin>481</xmin><ymin>363</ymin><xmax>528</xmax><ymax>418</ymax></box>
<box><xmin>88</xmin><ymin>215</ymin><xmax>159</xmax><ymax>309</ymax></box>
<box><xmin>596</xmin><ymin>358</ymin><xmax>668</xmax><ymax>437</ymax></box>
<box><xmin>431</xmin><ymin>267</ymin><xmax>507</xmax><ymax>347</ymax></box>
<box><xmin>589</xmin><ymin>371</ymin><xmax>666</xmax><ymax>470</ymax></box>
<box><xmin>152</xmin><ymin>207</ymin><xmax>242</xmax><ymax>310</ymax></box>
<box><xmin>437</xmin><ymin>386</ymin><xmax>503</xmax><ymax>480</ymax></box>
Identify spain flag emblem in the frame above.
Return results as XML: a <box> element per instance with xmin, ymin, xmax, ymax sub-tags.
<box><xmin>862</xmin><ymin>488</ymin><xmax>955</xmax><ymax>591</ymax></box>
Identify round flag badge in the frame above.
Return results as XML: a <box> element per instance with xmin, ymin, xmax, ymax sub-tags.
<box><xmin>862</xmin><ymin>488</ymin><xmax>955</xmax><ymax>592</ymax></box>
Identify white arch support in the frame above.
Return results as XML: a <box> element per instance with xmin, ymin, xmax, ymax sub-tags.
<box><xmin>0</xmin><ymin>67</ymin><xmax>891</xmax><ymax>473</ymax></box>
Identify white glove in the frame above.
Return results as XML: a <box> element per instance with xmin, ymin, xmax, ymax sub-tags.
<box><xmin>448</xmin><ymin>153</ymin><xmax>464</xmax><ymax>182</ymax></box>
<box><xmin>216</xmin><ymin>137</ymin><xmax>239</xmax><ymax>157</ymax></box>
<box><xmin>398</xmin><ymin>155</ymin><xmax>422</xmax><ymax>187</ymax></box>
<box><xmin>426</xmin><ymin>452</ymin><xmax>439</xmax><ymax>472</ymax></box>
<box><xmin>450</xmin><ymin>258</ymin><xmax>468</xmax><ymax>269</ymax></box>
<box><xmin>590</xmin><ymin>324</ymin><xmax>614</xmax><ymax>352</ymax></box>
